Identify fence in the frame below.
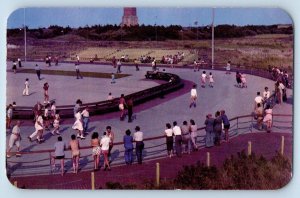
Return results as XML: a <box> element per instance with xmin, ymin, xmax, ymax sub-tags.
<box><xmin>7</xmin><ymin>113</ymin><xmax>292</xmax><ymax>178</ymax></box>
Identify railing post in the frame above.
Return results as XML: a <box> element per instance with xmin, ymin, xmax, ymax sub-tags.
<box><xmin>156</xmin><ymin>162</ymin><xmax>160</xmax><ymax>188</ymax></box>
<box><xmin>248</xmin><ymin>141</ymin><xmax>252</xmax><ymax>156</ymax></box>
<box><xmin>236</xmin><ymin>117</ymin><xmax>239</xmax><ymax>134</ymax></box>
<box><xmin>280</xmin><ymin>136</ymin><xmax>285</xmax><ymax>155</ymax></box>
<box><xmin>91</xmin><ymin>172</ymin><xmax>95</xmax><ymax>190</ymax></box>
<box><xmin>49</xmin><ymin>152</ymin><xmax>52</xmax><ymax>173</ymax></box>
<box><xmin>206</xmin><ymin>152</ymin><xmax>210</xmax><ymax>167</ymax></box>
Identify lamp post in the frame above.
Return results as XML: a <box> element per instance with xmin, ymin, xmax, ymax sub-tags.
<box><xmin>194</xmin><ymin>21</ymin><xmax>198</xmax><ymax>40</ymax></box>
<box><xmin>211</xmin><ymin>8</ymin><xmax>215</xmax><ymax>69</ymax></box>
<box><xmin>155</xmin><ymin>16</ymin><xmax>158</xmax><ymax>47</ymax></box>
<box><xmin>23</xmin><ymin>8</ymin><xmax>27</xmax><ymax>62</ymax></box>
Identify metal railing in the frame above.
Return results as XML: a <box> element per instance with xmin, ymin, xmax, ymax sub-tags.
<box><xmin>6</xmin><ymin>113</ymin><xmax>292</xmax><ymax>177</ymax></box>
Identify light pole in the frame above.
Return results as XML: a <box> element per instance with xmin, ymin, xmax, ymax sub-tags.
<box><xmin>155</xmin><ymin>16</ymin><xmax>158</xmax><ymax>47</ymax></box>
<box><xmin>211</xmin><ymin>8</ymin><xmax>215</xmax><ymax>69</ymax></box>
<box><xmin>194</xmin><ymin>21</ymin><xmax>198</xmax><ymax>40</ymax></box>
<box><xmin>23</xmin><ymin>8</ymin><xmax>27</xmax><ymax>62</ymax></box>
<box><xmin>180</xmin><ymin>29</ymin><xmax>183</xmax><ymax>47</ymax></box>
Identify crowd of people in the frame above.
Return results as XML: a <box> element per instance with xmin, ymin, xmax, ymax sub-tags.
<box><xmin>6</xmin><ymin>58</ymin><xmax>291</xmax><ymax>176</ymax></box>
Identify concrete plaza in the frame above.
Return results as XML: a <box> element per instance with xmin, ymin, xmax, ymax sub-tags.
<box><xmin>6</xmin><ymin>61</ymin><xmax>293</xmax><ymax>176</ymax></box>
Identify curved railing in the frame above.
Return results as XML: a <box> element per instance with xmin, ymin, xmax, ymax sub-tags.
<box><xmin>6</xmin><ymin>114</ymin><xmax>292</xmax><ymax>177</ymax></box>
<box><xmin>11</xmin><ymin>71</ymin><xmax>184</xmax><ymax>119</ymax></box>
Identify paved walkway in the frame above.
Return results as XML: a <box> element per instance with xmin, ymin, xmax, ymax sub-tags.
<box><xmin>10</xmin><ymin>132</ymin><xmax>292</xmax><ymax>189</ymax></box>
<box><xmin>6</xmin><ymin>61</ymin><xmax>293</xmax><ymax>177</ymax></box>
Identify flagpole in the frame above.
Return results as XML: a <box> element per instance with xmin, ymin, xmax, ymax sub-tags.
<box><xmin>211</xmin><ymin>8</ymin><xmax>214</xmax><ymax>69</ymax></box>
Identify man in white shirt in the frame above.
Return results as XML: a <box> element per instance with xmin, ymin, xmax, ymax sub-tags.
<box><xmin>263</xmin><ymin>87</ymin><xmax>271</xmax><ymax>107</ymax></box>
<box><xmin>75</xmin><ymin>64</ymin><xmax>83</xmax><ymax>79</ymax></box>
<box><xmin>7</xmin><ymin>121</ymin><xmax>22</xmax><ymax>158</ymax></box>
<box><xmin>254</xmin><ymin>92</ymin><xmax>264</xmax><ymax>110</ymax></box>
<box><xmin>133</xmin><ymin>126</ymin><xmax>144</xmax><ymax>164</ymax></box>
<box><xmin>173</xmin><ymin>121</ymin><xmax>182</xmax><ymax>157</ymax></box>
<box><xmin>190</xmin><ymin>84</ymin><xmax>197</xmax><ymax>108</ymax></box>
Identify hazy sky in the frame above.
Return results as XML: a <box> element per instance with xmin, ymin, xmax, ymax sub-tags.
<box><xmin>7</xmin><ymin>7</ymin><xmax>293</xmax><ymax>28</ymax></box>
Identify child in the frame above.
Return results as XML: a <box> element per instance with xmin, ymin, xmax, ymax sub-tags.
<box><xmin>22</xmin><ymin>78</ymin><xmax>29</xmax><ymax>96</ymax></box>
<box><xmin>69</xmin><ymin>134</ymin><xmax>80</xmax><ymax>173</ymax></box>
<box><xmin>209</xmin><ymin>72</ymin><xmax>214</xmax><ymax>88</ymax></box>
<box><xmin>111</xmin><ymin>73</ymin><xmax>116</xmax><ymax>84</ymax></box>
<box><xmin>226</xmin><ymin>61</ymin><xmax>231</xmax><ymax>74</ymax></box>
<box><xmin>201</xmin><ymin>71</ymin><xmax>207</xmax><ymax>88</ymax></box>
<box><xmin>52</xmin><ymin>114</ymin><xmax>60</xmax><ymax>135</ymax></box>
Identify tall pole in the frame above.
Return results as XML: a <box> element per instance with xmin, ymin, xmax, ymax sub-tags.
<box><xmin>155</xmin><ymin>16</ymin><xmax>157</xmax><ymax>47</ymax></box>
<box><xmin>211</xmin><ymin>8</ymin><xmax>215</xmax><ymax>69</ymax></box>
<box><xmin>24</xmin><ymin>8</ymin><xmax>27</xmax><ymax>62</ymax></box>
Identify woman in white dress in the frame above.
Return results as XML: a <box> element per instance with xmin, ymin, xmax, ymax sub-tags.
<box><xmin>263</xmin><ymin>104</ymin><xmax>273</xmax><ymax>133</ymax></box>
<box><xmin>209</xmin><ymin>72</ymin><xmax>214</xmax><ymax>88</ymax></box>
<box><xmin>72</xmin><ymin>110</ymin><xmax>85</xmax><ymax>139</ymax></box>
<box><xmin>201</xmin><ymin>71</ymin><xmax>207</xmax><ymax>88</ymax></box>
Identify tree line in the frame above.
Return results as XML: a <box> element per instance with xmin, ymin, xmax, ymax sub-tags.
<box><xmin>7</xmin><ymin>24</ymin><xmax>293</xmax><ymax>41</ymax></box>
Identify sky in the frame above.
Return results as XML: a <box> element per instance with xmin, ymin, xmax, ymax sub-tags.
<box><xmin>7</xmin><ymin>7</ymin><xmax>293</xmax><ymax>29</ymax></box>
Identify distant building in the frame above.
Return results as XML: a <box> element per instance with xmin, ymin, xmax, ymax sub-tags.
<box><xmin>277</xmin><ymin>24</ymin><xmax>292</xmax><ymax>29</ymax></box>
<box><xmin>121</xmin><ymin>7</ymin><xmax>138</xmax><ymax>27</ymax></box>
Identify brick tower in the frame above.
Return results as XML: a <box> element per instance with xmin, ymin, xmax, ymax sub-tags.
<box><xmin>121</xmin><ymin>7</ymin><xmax>138</xmax><ymax>27</ymax></box>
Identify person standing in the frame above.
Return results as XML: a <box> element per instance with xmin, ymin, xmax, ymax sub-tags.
<box><xmin>213</xmin><ymin>111</ymin><xmax>223</xmax><ymax>146</ymax></box>
<box><xmin>75</xmin><ymin>64</ymin><xmax>83</xmax><ymax>79</ymax></box>
<box><xmin>254</xmin><ymin>92</ymin><xmax>264</xmax><ymax>111</ymax></box>
<box><xmin>12</xmin><ymin>60</ymin><xmax>17</xmax><ymax>74</ymax></box>
<box><xmin>22</xmin><ymin>78</ymin><xmax>29</xmax><ymax>96</ymax></box>
<box><xmin>204</xmin><ymin>114</ymin><xmax>215</xmax><ymax>147</ymax></box>
<box><xmin>100</xmin><ymin>132</ymin><xmax>111</xmax><ymax>171</ymax></box>
<box><xmin>221</xmin><ymin>110</ymin><xmax>230</xmax><ymax>142</ymax></box>
<box><xmin>18</xmin><ymin>58</ymin><xmax>22</xmax><ymax>68</ymax></box>
<box><xmin>201</xmin><ymin>71</ymin><xmax>207</xmax><ymax>88</ymax></box>
<box><xmin>152</xmin><ymin>59</ymin><xmax>157</xmax><ymax>71</ymax></box>
<box><xmin>7</xmin><ymin>120</ymin><xmax>22</xmax><ymax>158</ymax></box>
<box><xmin>263</xmin><ymin>87</ymin><xmax>271</xmax><ymax>107</ymax></box>
<box><xmin>76</xmin><ymin>55</ymin><xmax>80</xmax><ymax>65</ymax></box>
<box><xmin>226</xmin><ymin>61</ymin><xmax>231</xmax><ymax>74</ymax></box>
<box><xmin>69</xmin><ymin>134</ymin><xmax>80</xmax><ymax>173</ymax></box>
<box><xmin>106</xmin><ymin>126</ymin><xmax>114</xmax><ymax>161</ymax></box>
<box><xmin>116</xmin><ymin>60</ymin><xmax>122</xmax><ymax>73</ymax></box>
<box><xmin>123</xmin><ymin>129</ymin><xmax>134</xmax><ymax>165</ymax></box>
<box><xmin>190</xmin><ymin>84</ymin><xmax>197</xmax><ymax>108</ymax></box>
<box><xmin>6</xmin><ymin>104</ymin><xmax>13</xmax><ymax>129</ymax></box>
<box><xmin>52</xmin><ymin>136</ymin><xmax>66</xmax><ymax>176</ymax></box>
<box><xmin>43</xmin><ymin>82</ymin><xmax>49</xmax><ymax>104</ymax></box>
<box><xmin>189</xmin><ymin>119</ymin><xmax>198</xmax><ymax>150</ymax></box>
<box><xmin>172</xmin><ymin>121</ymin><xmax>182</xmax><ymax>157</ymax></box>
<box><xmin>209</xmin><ymin>72</ymin><xmax>214</xmax><ymax>88</ymax></box>
<box><xmin>164</xmin><ymin>123</ymin><xmax>174</xmax><ymax>158</ymax></box>
<box><xmin>111</xmin><ymin>73</ymin><xmax>116</xmax><ymax>84</ymax></box>
<box><xmin>51</xmin><ymin>114</ymin><xmax>60</xmax><ymax>135</ymax></box>
<box><xmin>255</xmin><ymin>103</ymin><xmax>264</xmax><ymax>130</ymax></box>
<box><xmin>112</xmin><ymin>56</ymin><xmax>116</xmax><ymax>68</ymax></box>
<box><xmin>119</xmin><ymin>94</ymin><xmax>127</xmax><ymax>121</ymax></box>
<box><xmin>35</xmin><ymin>64</ymin><xmax>41</xmax><ymax>80</ymax></box>
<box><xmin>72</xmin><ymin>110</ymin><xmax>85</xmax><ymax>139</ymax></box>
<box><xmin>91</xmin><ymin>132</ymin><xmax>101</xmax><ymax>171</ymax></box>
<box><xmin>133</xmin><ymin>126</ymin><xmax>144</xmax><ymax>164</ymax></box>
<box><xmin>30</xmin><ymin>111</ymin><xmax>44</xmax><ymax>143</ymax></box>
<box><xmin>81</xmin><ymin>106</ymin><xmax>90</xmax><ymax>134</ymax></box>
<box><xmin>236</xmin><ymin>72</ymin><xmax>242</xmax><ymax>87</ymax></box>
<box><xmin>127</xmin><ymin>97</ymin><xmax>134</xmax><ymax>122</ymax></box>
<box><xmin>263</xmin><ymin>104</ymin><xmax>273</xmax><ymax>133</ymax></box>
<box><xmin>134</xmin><ymin>59</ymin><xmax>140</xmax><ymax>71</ymax></box>
<box><xmin>181</xmin><ymin>121</ymin><xmax>191</xmax><ymax>154</ymax></box>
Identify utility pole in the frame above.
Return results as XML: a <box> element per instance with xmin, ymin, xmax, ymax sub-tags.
<box><xmin>211</xmin><ymin>8</ymin><xmax>215</xmax><ymax>69</ymax></box>
<box><xmin>24</xmin><ymin>8</ymin><xmax>27</xmax><ymax>62</ymax></box>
